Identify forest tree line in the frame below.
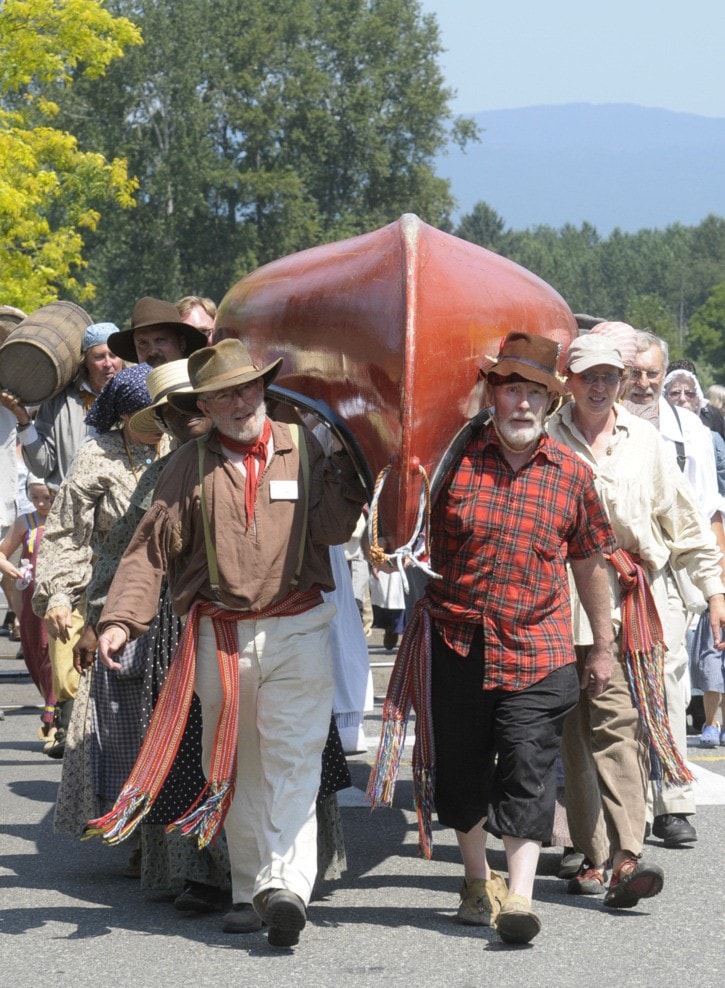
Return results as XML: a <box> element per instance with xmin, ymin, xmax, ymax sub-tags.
<box><xmin>453</xmin><ymin>202</ymin><xmax>725</xmax><ymax>383</ymax></box>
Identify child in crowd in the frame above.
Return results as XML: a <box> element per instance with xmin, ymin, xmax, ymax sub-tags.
<box><xmin>0</xmin><ymin>478</ymin><xmax>58</xmax><ymax>741</ymax></box>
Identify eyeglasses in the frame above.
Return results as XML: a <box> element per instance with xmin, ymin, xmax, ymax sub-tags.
<box><xmin>667</xmin><ymin>389</ymin><xmax>697</xmax><ymax>400</ymax></box>
<box><xmin>206</xmin><ymin>381</ymin><xmax>263</xmax><ymax>405</ymax></box>
<box><xmin>578</xmin><ymin>370</ymin><xmax>621</xmax><ymax>386</ymax></box>
<box><xmin>631</xmin><ymin>368</ymin><xmax>661</xmax><ymax>382</ymax></box>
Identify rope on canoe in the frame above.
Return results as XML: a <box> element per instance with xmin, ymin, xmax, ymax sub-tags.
<box><xmin>367</xmin><ymin>461</ymin><xmax>440</xmax><ymax>591</ymax></box>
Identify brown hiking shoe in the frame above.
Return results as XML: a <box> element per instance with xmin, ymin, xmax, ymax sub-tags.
<box><xmin>604</xmin><ymin>857</ymin><xmax>664</xmax><ymax>909</ymax></box>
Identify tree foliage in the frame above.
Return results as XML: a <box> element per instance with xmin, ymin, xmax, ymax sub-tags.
<box><xmin>0</xmin><ymin>0</ymin><xmax>141</xmax><ymax>310</ymax></box>
<box><xmin>455</xmin><ymin>203</ymin><xmax>725</xmax><ymax>380</ymax></box>
<box><xmin>687</xmin><ymin>283</ymin><xmax>725</xmax><ymax>380</ymax></box>
<box><xmin>60</xmin><ymin>0</ymin><xmax>477</xmax><ymax>319</ymax></box>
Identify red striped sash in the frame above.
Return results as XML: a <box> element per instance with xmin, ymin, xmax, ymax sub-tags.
<box><xmin>84</xmin><ymin>587</ymin><xmax>323</xmax><ymax>848</ymax></box>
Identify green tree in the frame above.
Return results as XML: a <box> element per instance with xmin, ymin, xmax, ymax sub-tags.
<box><xmin>454</xmin><ymin>201</ymin><xmax>507</xmax><ymax>252</ymax></box>
<box><xmin>626</xmin><ymin>293</ymin><xmax>682</xmax><ymax>358</ymax></box>
<box><xmin>0</xmin><ymin>0</ymin><xmax>141</xmax><ymax>310</ymax></box>
<box><xmin>686</xmin><ymin>282</ymin><xmax>725</xmax><ymax>381</ymax></box>
<box><xmin>62</xmin><ymin>0</ymin><xmax>477</xmax><ymax>317</ymax></box>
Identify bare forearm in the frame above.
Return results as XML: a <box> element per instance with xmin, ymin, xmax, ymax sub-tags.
<box><xmin>569</xmin><ymin>553</ymin><xmax>615</xmax><ymax>647</ymax></box>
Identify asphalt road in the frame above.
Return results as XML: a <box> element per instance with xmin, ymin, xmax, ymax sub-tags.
<box><xmin>1</xmin><ymin>629</ymin><xmax>724</xmax><ymax>988</ymax></box>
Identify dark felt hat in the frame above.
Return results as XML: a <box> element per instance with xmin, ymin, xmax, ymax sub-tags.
<box><xmin>108</xmin><ymin>296</ymin><xmax>208</xmax><ymax>363</ymax></box>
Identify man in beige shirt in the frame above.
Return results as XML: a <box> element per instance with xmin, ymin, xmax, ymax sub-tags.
<box><xmin>548</xmin><ymin>334</ymin><xmax>725</xmax><ymax>907</ymax></box>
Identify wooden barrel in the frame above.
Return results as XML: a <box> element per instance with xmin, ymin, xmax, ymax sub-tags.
<box><xmin>0</xmin><ymin>301</ymin><xmax>93</xmax><ymax>403</ymax></box>
<box><xmin>0</xmin><ymin>306</ymin><xmax>27</xmax><ymax>346</ymax></box>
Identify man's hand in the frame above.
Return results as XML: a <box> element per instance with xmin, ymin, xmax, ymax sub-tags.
<box><xmin>708</xmin><ymin>594</ymin><xmax>725</xmax><ymax>651</ymax></box>
<box><xmin>97</xmin><ymin>625</ymin><xmax>128</xmax><ymax>671</ymax></box>
<box><xmin>73</xmin><ymin>624</ymin><xmax>99</xmax><ymax>675</ymax></box>
<box><xmin>44</xmin><ymin>605</ymin><xmax>73</xmax><ymax>643</ymax></box>
<box><xmin>569</xmin><ymin>552</ymin><xmax>616</xmax><ymax>698</ymax></box>
<box><xmin>580</xmin><ymin>642</ymin><xmax>614</xmax><ymax>697</ymax></box>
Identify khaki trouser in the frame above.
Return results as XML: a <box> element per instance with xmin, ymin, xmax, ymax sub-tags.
<box><xmin>48</xmin><ymin>608</ymin><xmax>84</xmax><ymax>703</ymax></box>
<box><xmin>649</xmin><ymin>569</ymin><xmax>696</xmax><ymax>818</ymax></box>
<box><xmin>562</xmin><ymin>643</ymin><xmax>650</xmax><ymax>865</ymax></box>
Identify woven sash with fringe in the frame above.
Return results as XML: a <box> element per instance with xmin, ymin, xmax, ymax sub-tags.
<box><xmin>607</xmin><ymin>547</ymin><xmax>694</xmax><ymax>788</ymax></box>
<box><xmin>84</xmin><ymin>588</ymin><xmax>323</xmax><ymax>849</ymax></box>
<box><xmin>367</xmin><ymin>597</ymin><xmax>452</xmax><ymax>859</ymax></box>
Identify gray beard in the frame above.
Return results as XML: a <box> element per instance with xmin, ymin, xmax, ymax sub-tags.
<box><xmin>495</xmin><ymin>417</ymin><xmax>543</xmax><ymax>449</ymax></box>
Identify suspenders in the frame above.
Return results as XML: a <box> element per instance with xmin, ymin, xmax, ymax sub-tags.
<box><xmin>196</xmin><ymin>423</ymin><xmax>309</xmax><ymax>598</ymax></box>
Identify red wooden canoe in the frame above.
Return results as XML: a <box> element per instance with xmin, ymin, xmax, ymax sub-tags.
<box><xmin>215</xmin><ymin>214</ymin><xmax>576</xmax><ymax>552</ymax></box>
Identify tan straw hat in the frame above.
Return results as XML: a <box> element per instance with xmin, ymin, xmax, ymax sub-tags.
<box><xmin>129</xmin><ymin>359</ymin><xmax>195</xmax><ymax>434</ymax></box>
<box><xmin>167</xmin><ymin>338</ymin><xmax>283</xmax><ymax>414</ymax></box>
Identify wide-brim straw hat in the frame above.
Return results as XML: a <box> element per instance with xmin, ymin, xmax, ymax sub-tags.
<box><xmin>109</xmin><ymin>296</ymin><xmax>208</xmax><ymax>363</ymax></box>
<box><xmin>129</xmin><ymin>359</ymin><xmax>196</xmax><ymax>434</ymax></box>
<box><xmin>168</xmin><ymin>338</ymin><xmax>283</xmax><ymax>414</ymax></box>
<box><xmin>480</xmin><ymin>331</ymin><xmax>568</xmax><ymax>396</ymax></box>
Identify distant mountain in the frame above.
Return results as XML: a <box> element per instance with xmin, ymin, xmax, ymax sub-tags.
<box><xmin>435</xmin><ymin>103</ymin><xmax>725</xmax><ymax>235</ymax></box>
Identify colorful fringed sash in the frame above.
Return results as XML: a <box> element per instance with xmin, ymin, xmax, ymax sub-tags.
<box><xmin>367</xmin><ymin>597</ymin><xmax>450</xmax><ymax>859</ymax></box>
<box><xmin>607</xmin><ymin>547</ymin><xmax>694</xmax><ymax>788</ymax></box>
<box><xmin>84</xmin><ymin>588</ymin><xmax>323</xmax><ymax>849</ymax></box>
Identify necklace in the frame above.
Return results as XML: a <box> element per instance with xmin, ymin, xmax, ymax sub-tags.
<box><xmin>491</xmin><ymin>417</ymin><xmax>540</xmax><ymax>456</ymax></box>
<box><xmin>572</xmin><ymin>408</ymin><xmax>617</xmax><ymax>457</ymax></box>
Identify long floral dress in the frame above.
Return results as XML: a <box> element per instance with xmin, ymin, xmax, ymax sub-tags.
<box><xmin>32</xmin><ymin>429</ymin><xmax>167</xmax><ymax>834</ymax></box>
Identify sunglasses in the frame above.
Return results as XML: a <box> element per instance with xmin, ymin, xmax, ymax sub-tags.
<box><xmin>579</xmin><ymin>370</ymin><xmax>621</xmax><ymax>386</ymax></box>
<box><xmin>667</xmin><ymin>389</ymin><xmax>697</xmax><ymax>400</ymax></box>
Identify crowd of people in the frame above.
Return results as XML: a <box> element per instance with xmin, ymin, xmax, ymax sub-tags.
<box><xmin>0</xmin><ymin>300</ymin><xmax>723</xmax><ymax>950</ymax></box>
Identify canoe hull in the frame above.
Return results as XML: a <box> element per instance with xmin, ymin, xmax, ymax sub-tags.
<box><xmin>216</xmin><ymin>214</ymin><xmax>576</xmax><ymax>548</ymax></box>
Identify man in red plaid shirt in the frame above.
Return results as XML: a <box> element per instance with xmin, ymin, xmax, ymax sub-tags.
<box><xmin>372</xmin><ymin>331</ymin><xmax>616</xmax><ymax>945</ymax></box>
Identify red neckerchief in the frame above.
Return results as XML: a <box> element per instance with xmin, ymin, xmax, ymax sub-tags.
<box><xmin>220</xmin><ymin>419</ymin><xmax>272</xmax><ymax>528</ymax></box>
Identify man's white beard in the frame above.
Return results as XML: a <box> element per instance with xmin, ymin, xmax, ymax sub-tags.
<box><xmin>495</xmin><ymin>416</ymin><xmax>543</xmax><ymax>449</ymax></box>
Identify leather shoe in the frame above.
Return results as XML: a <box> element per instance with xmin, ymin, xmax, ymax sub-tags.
<box><xmin>254</xmin><ymin>888</ymin><xmax>307</xmax><ymax>948</ymax></box>
<box><xmin>174</xmin><ymin>881</ymin><xmax>224</xmax><ymax>914</ymax></box>
<box><xmin>557</xmin><ymin>847</ymin><xmax>585</xmax><ymax>879</ymax></box>
<box><xmin>651</xmin><ymin>813</ymin><xmax>697</xmax><ymax>848</ymax></box>
<box><xmin>495</xmin><ymin>893</ymin><xmax>542</xmax><ymax>944</ymax></box>
<box><xmin>222</xmin><ymin>903</ymin><xmax>263</xmax><ymax>934</ymax></box>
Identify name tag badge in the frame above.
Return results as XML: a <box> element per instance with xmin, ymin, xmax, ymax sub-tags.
<box><xmin>270</xmin><ymin>480</ymin><xmax>299</xmax><ymax>501</ymax></box>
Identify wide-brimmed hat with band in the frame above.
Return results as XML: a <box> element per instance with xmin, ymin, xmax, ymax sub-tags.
<box><xmin>129</xmin><ymin>359</ymin><xmax>199</xmax><ymax>435</ymax></box>
<box><xmin>168</xmin><ymin>338</ymin><xmax>283</xmax><ymax>414</ymax></box>
<box><xmin>108</xmin><ymin>296</ymin><xmax>208</xmax><ymax>363</ymax></box>
<box><xmin>480</xmin><ymin>331</ymin><xmax>568</xmax><ymax>396</ymax></box>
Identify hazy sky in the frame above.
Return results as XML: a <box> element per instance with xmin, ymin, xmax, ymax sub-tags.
<box><xmin>419</xmin><ymin>0</ymin><xmax>725</xmax><ymax>119</ymax></box>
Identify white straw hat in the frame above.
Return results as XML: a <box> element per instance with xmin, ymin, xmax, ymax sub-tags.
<box><xmin>129</xmin><ymin>359</ymin><xmax>195</xmax><ymax>434</ymax></box>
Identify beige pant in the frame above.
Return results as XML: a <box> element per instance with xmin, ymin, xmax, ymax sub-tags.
<box><xmin>649</xmin><ymin>570</ymin><xmax>696</xmax><ymax>817</ymax></box>
<box><xmin>48</xmin><ymin>608</ymin><xmax>84</xmax><ymax>703</ymax></box>
<box><xmin>562</xmin><ymin>644</ymin><xmax>650</xmax><ymax>865</ymax></box>
<box><xmin>194</xmin><ymin>604</ymin><xmax>335</xmax><ymax>906</ymax></box>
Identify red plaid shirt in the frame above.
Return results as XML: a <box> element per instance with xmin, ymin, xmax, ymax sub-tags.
<box><xmin>428</xmin><ymin>423</ymin><xmax>615</xmax><ymax>690</ymax></box>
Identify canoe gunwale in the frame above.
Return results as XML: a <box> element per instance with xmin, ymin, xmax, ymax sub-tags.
<box><xmin>266</xmin><ymin>384</ymin><xmax>374</xmax><ymax>496</ymax></box>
